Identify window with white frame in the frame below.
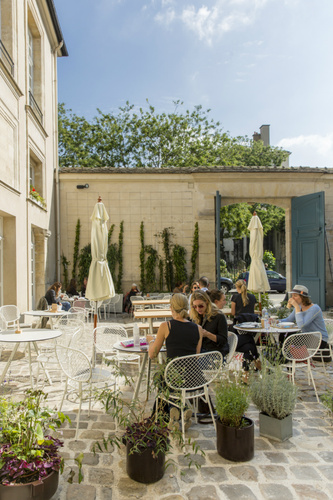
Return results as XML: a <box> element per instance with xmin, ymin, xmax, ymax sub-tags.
<box><xmin>27</xmin><ymin>11</ymin><xmax>42</xmax><ymax>123</ymax></box>
<box><xmin>29</xmin><ymin>152</ymin><xmax>45</xmax><ymax>207</ymax></box>
<box><xmin>0</xmin><ymin>0</ymin><xmax>14</xmax><ymax>76</ymax></box>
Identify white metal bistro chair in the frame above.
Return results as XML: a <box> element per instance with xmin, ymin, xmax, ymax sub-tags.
<box><xmin>56</xmin><ymin>344</ymin><xmax>116</xmax><ymax>439</ymax></box>
<box><xmin>35</xmin><ymin>317</ymin><xmax>85</xmax><ymax>385</ymax></box>
<box><xmin>0</xmin><ymin>305</ymin><xmax>31</xmax><ymax>329</ymax></box>
<box><xmin>157</xmin><ymin>351</ymin><xmax>223</xmax><ymax>440</ymax></box>
<box><xmin>73</xmin><ymin>299</ymin><xmax>94</xmax><ymax>322</ymax></box>
<box><xmin>316</xmin><ymin>318</ymin><xmax>333</xmax><ymax>374</ymax></box>
<box><xmin>281</xmin><ymin>331</ymin><xmax>322</xmax><ymax>402</ymax></box>
<box><xmin>108</xmin><ymin>294</ymin><xmax>121</xmax><ymax>316</ymax></box>
<box><xmin>93</xmin><ymin>324</ymin><xmax>140</xmax><ymax>371</ymax></box>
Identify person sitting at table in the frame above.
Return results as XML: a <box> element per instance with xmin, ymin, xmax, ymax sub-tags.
<box><xmin>148</xmin><ymin>293</ymin><xmax>203</xmax><ymax>430</ymax></box>
<box><xmin>280</xmin><ymin>284</ymin><xmax>330</xmax><ymax>361</ymax></box>
<box><xmin>230</xmin><ymin>280</ymin><xmax>260</xmax><ymax>382</ymax></box>
<box><xmin>45</xmin><ymin>282</ymin><xmax>71</xmax><ymax>312</ymax></box>
<box><xmin>207</xmin><ymin>289</ymin><xmax>227</xmax><ymax>311</ymax></box>
<box><xmin>66</xmin><ymin>278</ymin><xmax>79</xmax><ymax>297</ymax></box>
<box><xmin>190</xmin><ymin>290</ymin><xmax>229</xmax><ymax>358</ymax></box>
<box><xmin>123</xmin><ymin>283</ymin><xmax>140</xmax><ymax>313</ymax></box>
<box><xmin>173</xmin><ymin>281</ymin><xmax>189</xmax><ymax>294</ymax></box>
<box><xmin>81</xmin><ymin>277</ymin><xmax>88</xmax><ymax>297</ymax></box>
<box><xmin>231</xmin><ymin>280</ymin><xmax>257</xmax><ymax>318</ymax></box>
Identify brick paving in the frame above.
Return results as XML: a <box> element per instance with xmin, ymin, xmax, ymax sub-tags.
<box><xmin>1</xmin><ymin>314</ymin><xmax>333</xmax><ymax>500</ymax></box>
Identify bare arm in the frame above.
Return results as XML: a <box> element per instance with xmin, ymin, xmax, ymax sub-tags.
<box><xmin>231</xmin><ymin>301</ymin><xmax>236</xmax><ymax>316</ymax></box>
<box><xmin>148</xmin><ymin>322</ymin><xmax>168</xmax><ymax>359</ymax></box>
<box><xmin>196</xmin><ymin>326</ymin><xmax>203</xmax><ymax>354</ymax></box>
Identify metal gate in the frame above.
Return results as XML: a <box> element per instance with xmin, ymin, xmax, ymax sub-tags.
<box><xmin>291</xmin><ymin>191</ymin><xmax>325</xmax><ymax>309</ymax></box>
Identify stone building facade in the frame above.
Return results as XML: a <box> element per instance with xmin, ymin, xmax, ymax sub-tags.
<box><xmin>59</xmin><ymin>166</ymin><xmax>333</xmax><ymax>307</ymax></box>
<box><xmin>0</xmin><ymin>0</ymin><xmax>67</xmax><ymax>310</ymax></box>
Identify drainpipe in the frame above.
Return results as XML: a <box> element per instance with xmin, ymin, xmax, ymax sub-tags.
<box><xmin>53</xmin><ymin>41</ymin><xmax>63</xmax><ymax>281</ymax></box>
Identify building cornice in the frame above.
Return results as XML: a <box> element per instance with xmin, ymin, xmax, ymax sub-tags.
<box><xmin>58</xmin><ymin>165</ymin><xmax>333</xmax><ymax>175</ymax></box>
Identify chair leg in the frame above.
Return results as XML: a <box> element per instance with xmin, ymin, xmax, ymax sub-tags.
<box><xmin>307</xmin><ymin>360</ymin><xmax>320</xmax><ymax>403</ymax></box>
<box><xmin>58</xmin><ymin>379</ymin><xmax>68</xmax><ymax>412</ymax></box>
<box><xmin>76</xmin><ymin>382</ymin><xmax>83</xmax><ymax>440</ymax></box>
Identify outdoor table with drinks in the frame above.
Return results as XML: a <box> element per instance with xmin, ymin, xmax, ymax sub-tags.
<box><xmin>233</xmin><ymin>319</ymin><xmax>300</xmax><ymax>344</ymax></box>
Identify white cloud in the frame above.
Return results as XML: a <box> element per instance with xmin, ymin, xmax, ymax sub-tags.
<box><xmin>278</xmin><ymin>133</ymin><xmax>333</xmax><ymax>167</ymax></box>
<box><xmin>153</xmin><ymin>0</ymin><xmax>272</xmax><ymax>43</ymax></box>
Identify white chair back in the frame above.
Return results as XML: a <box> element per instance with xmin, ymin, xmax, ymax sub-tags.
<box><xmin>0</xmin><ymin>305</ymin><xmax>20</xmax><ymax>328</ymax></box>
<box><xmin>282</xmin><ymin>332</ymin><xmax>322</xmax><ymax>361</ymax></box>
<box><xmin>165</xmin><ymin>351</ymin><xmax>223</xmax><ymax>392</ymax></box>
<box><xmin>226</xmin><ymin>332</ymin><xmax>238</xmax><ymax>364</ymax></box>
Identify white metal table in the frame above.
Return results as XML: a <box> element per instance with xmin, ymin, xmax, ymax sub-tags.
<box><xmin>0</xmin><ymin>329</ymin><xmax>63</xmax><ymax>387</ymax></box>
<box><xmin>24</xmin><ymin>310</ymin><xmax>68</xmax><ymax>329</ymax></box>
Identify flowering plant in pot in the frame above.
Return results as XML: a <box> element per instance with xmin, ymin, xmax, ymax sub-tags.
<box><xmin>249</xmin><ymin>364</ymin><xmax>298</xmax><ymax>441</ymax></box>
<box><xmin>0</xmin><ymin>390</ymin><xmax>82</xmax><ymax>499</ymax></box>
<box><xmin>29</xmin><ymin>186</ymin><xmax>46</xmax><ymax>208</ymax></box>
<box><xmin>214</xmin><ymin>373</ymin><xmax>254</xmax><ymax>462</ymax></box>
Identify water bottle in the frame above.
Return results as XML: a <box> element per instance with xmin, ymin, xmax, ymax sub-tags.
<box><xmin>133</xmin><ymin>323</ymin><xmax>140</xmax><ymax>348</ymax></box>
<box><xmin>263</xmin><ymin>308</ymin><xmax>269</xmax><ymax>330</ymax></box>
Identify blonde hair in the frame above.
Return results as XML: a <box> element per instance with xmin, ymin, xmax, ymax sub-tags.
<box><xmin>235</xmin><ymin>279</ymin><xmax>249</xmax><ymax>307</ymax></box>
<box><xmin>190</xmin><ymin>290</ymin><xmax>217</xmax><ymax>323</ymax></box>
<box><xmin>170</xmin><ymin>293</ymin><xmax>189</xmax><ymax>319</ymax></box>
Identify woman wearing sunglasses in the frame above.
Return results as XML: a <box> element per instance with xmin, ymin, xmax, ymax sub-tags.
<box><xmin>190</xmin><ymin>290</ymin><xmax>229</xmax><ymax>358</ymax></box>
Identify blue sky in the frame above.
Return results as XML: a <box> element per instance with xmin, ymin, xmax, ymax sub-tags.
<box><xmin>55</xmin><ymin>0</ymin><xmax>333</xmax><ymax>167</ymax></box>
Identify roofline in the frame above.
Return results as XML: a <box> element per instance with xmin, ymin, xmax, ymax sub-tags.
<box><xmin>58</xmin><ymin>165</ymin><xmax>333</xmax><ymax>175</ymax></box>
<box><xmin>46</xmin><ymin>0</ymin><xmax>68</xmax><ymax>57</ymax></box>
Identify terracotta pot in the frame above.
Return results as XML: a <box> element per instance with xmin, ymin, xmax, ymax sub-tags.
<box><xmin>126</xmin><ymin>442</ymin><xmax>165</xmax><ymax>484</ymax></box>
<box><xmin>216</xmin><ymin>417</ymin><xmax>254</xmax><ymax>462</ymax></box>
<box><xmin>0</xmin><ymin>470</ymin><xmax>59</xmax><ymax>500</ymax></box>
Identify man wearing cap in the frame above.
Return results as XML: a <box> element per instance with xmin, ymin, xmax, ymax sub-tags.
<box><xmin>280</xmin><ymin>284</ymin><xmax>330</xmax><ymax>361</ymax></box>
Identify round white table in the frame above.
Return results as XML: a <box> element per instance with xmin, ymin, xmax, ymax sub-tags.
<box><xmin>233</xmin><ymin>324</ymin><xmax>300</xmax><ymax>343</ymax></box>
<box><xmin>24</xmin><ymin>310</ymin><xmax>68</xmax><ymax>329</ymax></box>
<box><xmin>0</xmin><ymin>329</ymin><xmax>63</xmax><ymax>387</ymax></box>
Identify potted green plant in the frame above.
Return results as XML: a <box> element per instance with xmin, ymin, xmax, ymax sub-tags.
<box><xmin>249</xmin><ymin>365</ymin><xmax>298</xmax><ymax>441</ymax></box>
<box><xmin>215</xmin><ymin>374</ymin><xmax>254</xmax><ymax>462</ymax></box>
<box><xmin>0</xmin><ymin>389</ymin><xmax>82</xmax><ymax>499</ymax></box>
<box><xmin>94</xmin><ymin>366</ymin><xmax>203</xmax><ymax>484</ymax></box>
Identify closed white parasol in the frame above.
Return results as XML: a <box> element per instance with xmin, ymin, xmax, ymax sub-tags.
<box><xmin>86</xmin><ymin>197</ymin><xmax>115</xmax><ymax>331</ymax></box>
<box><xmin>247</xmin><ymin>212</ymin><xmax>270</xmax><ymax>312</ymax></box>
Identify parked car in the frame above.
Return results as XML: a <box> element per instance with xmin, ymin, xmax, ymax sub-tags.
<box><xmin>220</xmin><ymin>277</ymin><xmax>234</xmax><ymax>295</ymax></box>
<box><xmin>236</xmin><ymin>270</ymin><xmax>286</xmax><ymax>293</ymax></box>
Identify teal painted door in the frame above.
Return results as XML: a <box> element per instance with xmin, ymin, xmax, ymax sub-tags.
<box><xmin>291</xmin><ymin>191</ymin><xmax>325</xmax><ymax>309</ymax></box>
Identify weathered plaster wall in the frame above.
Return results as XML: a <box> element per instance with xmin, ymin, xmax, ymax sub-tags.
<box><xmin>59</xmin><ymin>167</ymin><xmax>333</xmax><ymax>306</ymax></box>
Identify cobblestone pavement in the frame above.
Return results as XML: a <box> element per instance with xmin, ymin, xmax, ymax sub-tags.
<box><xmin>1</xmin><ymin>314</ymin><xmax>333</xmax><ymax>500</ymax></box>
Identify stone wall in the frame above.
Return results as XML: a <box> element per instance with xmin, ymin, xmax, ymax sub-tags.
<box><xmin>59</xmin><ymin>166</ymin><xmax>333</xmax><ymax>306</ymax></box>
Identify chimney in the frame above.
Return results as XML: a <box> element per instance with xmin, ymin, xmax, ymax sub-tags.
<box><xmin>259</xmin><ymin>124</ymin><xmax>270</xmax><ymax>146</ymax></box>
<box><xmin>253</xmin><ymin>131</ymin><xmax>261</xmax><ymax>142</ymax></box>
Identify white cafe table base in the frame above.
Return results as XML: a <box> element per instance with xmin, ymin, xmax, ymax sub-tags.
<box><xmin>113</xmin><ymin>342</ymin><xmax>166</xmax><ymax>402</ymax></box>
<box><xmin>0</xmin><ymin>329</ymin><xmax>63</xmax><ymax>387</ymax></box>
<box><xmin>24</xmin><ymin>310</ymin><xmax>68</xmax><ymax>329</ymax></box>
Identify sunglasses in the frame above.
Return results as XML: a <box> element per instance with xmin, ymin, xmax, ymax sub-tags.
<box><xmin>193</xmin><ymin>304</ymin><xmax>205</xmax><ymax>309</ymax></box>
<box><xmin>193</xmin><ymin>286</ymin><xmax>199</xmax><ymax>290</ymax></box>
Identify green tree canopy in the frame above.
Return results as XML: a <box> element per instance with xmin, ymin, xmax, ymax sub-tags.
<box><xmin>58</xmin><ymin>101</ymin><xmax>289</xmax><ymax>169</ymax></box>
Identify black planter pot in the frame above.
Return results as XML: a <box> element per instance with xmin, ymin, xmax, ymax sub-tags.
<box><xmin>0</xmin><ymin>470</ymin><xmax>59</xmax><ymax>500</ymax></box>
<box><xmin>126</xmin><ymin>442</ymin><xmax>165</xmax><ymax>484</ymax></box>
<box><xmin>216</xmin><ymin>417</ymin><xmax>254</xmax><ymax>462</ymax></box>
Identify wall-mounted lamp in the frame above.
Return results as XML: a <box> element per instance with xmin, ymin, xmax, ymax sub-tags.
<box><xmin>76</xmin><ymin>184</ymin><xmax>89</xmax><ymax>189</ymax></box>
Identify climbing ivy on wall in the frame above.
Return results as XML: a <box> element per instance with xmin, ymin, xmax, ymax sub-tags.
<box><xmin>173</xmin><ymin>244</ymin><xmax>187</xmax><ymax>284</ymax></box>
<box><xmin>72</xmin><ymin>219</ymin><xmax>81</xmax><ymax>279</ymax></box>
<box><xmin>144</xmin><ymin>245</ymin><xmax>159</xmax><ymax>291</ymax></box>
<box><xmin>61</xmin><ymin>253</ymin><xmax>70</xmax><ymax>289</ymax></box>
<box><xmin>116</xmin><ymin>221</ymin><xmax>124</xmax><ymax>293</ymax></box>
<box><xmin>78</xmin><ymin>244</ymin><xmax>92</xmax><ymax>288</ymax></box>
<box><xmin>139</xmin><ymin>222</ymin><xmax>145</xmax><ymax>291</ymax></box>
<box><xmin>189</xmin><ymin>222</ymin><xmax>199</xmax><ymax>283</ymax></box>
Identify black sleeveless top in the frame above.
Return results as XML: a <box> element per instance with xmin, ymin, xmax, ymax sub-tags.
<box><xmin>165</xmin><ymin>319</ymin><xmax>200</xmax><ymax>359</ymax></box>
